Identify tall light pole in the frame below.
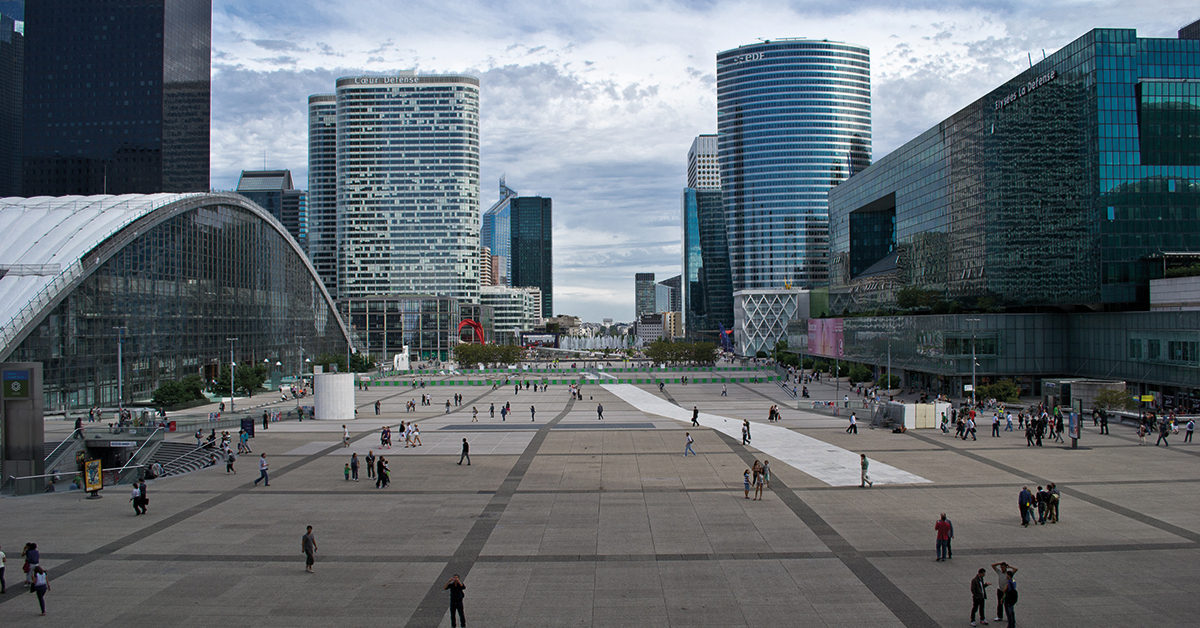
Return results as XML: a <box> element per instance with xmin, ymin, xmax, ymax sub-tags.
<box><xmin>113</xmin><ymin>326</ymin><xmax>127</xmax><ymax>410</ymax></box>
<box><xmin>965</xmin><ymin>318</ymin><xmax>980</xmax><ymax>407</ymax></box>
<box><xmin>226</xmin><ymin>337</ymin><xmax>238</xmax><ymax>411</ymax></box>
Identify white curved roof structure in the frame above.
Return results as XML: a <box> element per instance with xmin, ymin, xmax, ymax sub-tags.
<box><xmin>0</xmin><ymin>193</ymin><xmax>346</xmax><ymax>359</ymax></box>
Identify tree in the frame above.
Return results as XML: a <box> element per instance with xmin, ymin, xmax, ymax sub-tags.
<box><xmin>877</xmin><ymin>373</ymin><xmax>901</xmax><ymax>389</ymax></box>
<box><xmin>213</xmin><ymin>364</ymin><xmax>267</xmax><ymax>397</ymax></box>
<box><xmin>1094</xmin><ymin>388</ymin><xmax>1136</xmax><ymax>412</ymax></box>
<box><xmin>151</xmin><ymin>374</ymin><xmax>206</xmax><ymax>408</ymax></box>
<box><xmin>978</xmin><ymin>379</ymin><xmax>1020</xmax><ymax>403</ymax></box>
<box><xmin>847</xmin><ymin>363</ymin><xmax>872</xmax><ymax>384</ymax></box>
<box><xmin>312</xmin><ymin>352</ymin><xmax>375</xmax><ymax>374</ymax></box>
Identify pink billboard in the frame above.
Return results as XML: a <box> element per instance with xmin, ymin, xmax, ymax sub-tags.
<box><xmin>807</xmin><ymin>318</ymin><xmax>844</xmax><ymax>358</ymax></box>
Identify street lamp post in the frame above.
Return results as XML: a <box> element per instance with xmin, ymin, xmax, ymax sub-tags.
<box><xmin>113</xmin><ymin>326</ymin><xmax>127</xmax><ymax>410</ymax></box>
<box><xmin>226</xmin><ymin>337</ymin><xmax>238</xmax><ymax>411</ymax></box>
<box><xmin>965</xmin><ymin>318</ymin><xmax>980</xmax><ymax>408</ymax></box>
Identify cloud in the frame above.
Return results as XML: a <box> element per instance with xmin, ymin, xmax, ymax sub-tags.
<box><xmin>211</xmin><ymin>0</ymin><xmax>1197</xmax><ymax>321</ymax></box>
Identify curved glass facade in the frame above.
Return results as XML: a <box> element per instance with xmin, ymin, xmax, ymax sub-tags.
<box><xmin>717</xmin><ymin>39</ymin><xmax>871</xmax><ymax>291</ymax></box>
<box><xmin>334</xmin><ymin>75</ymin><xmax>480</xmax><ymax>301</ymax></box>
<box><xmin>4</xmin><ymin>195</ymin><xmax>347</xmax><ymax>410</ymax></box>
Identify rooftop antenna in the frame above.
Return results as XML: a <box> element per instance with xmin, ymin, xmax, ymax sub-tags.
<box><xmin>263</xmin><ymin>149</ymin><xmax>267</xmax><ymax>170</ymax></box>
<box><xmin>1042</xmin><ymin>49</ymin><xmax>1047</xmax><ymax>60</ymax></box>
<box><xmin>1028</xmin><ymin>52</ymin><xmax>1033</xmax><ymax>68</ymax></box>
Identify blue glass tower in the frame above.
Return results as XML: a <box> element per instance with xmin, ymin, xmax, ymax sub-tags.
<box><xmin>716</xmin><ymin>38</ymin><xmax>870</xmax><ymax>353</ymax></box>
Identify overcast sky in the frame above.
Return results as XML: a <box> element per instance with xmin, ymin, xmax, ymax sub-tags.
<box><xmin>210</xmin><ymin>0</ymin><xmax>1196</xmax><ymax>322</ymax></box>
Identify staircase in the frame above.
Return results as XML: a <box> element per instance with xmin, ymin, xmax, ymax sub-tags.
<box><xmin>154</xmin><ymin>442</ymin><xmax>219</xmax><ymax>477</ymax></box>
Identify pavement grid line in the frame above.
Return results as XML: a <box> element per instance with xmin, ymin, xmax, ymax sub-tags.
<box><xmin>906</xmin><ymin>430</ymin><xmax>1200</xmax><ymax>544</ymax></box>
<box><xmin>713</xmin><ymin>430</ymin><xmax>940</xmax><ymax>628</ymax></box>
<box><xmin>403</xmin><ymin>396</ymin><xmax>577</xmax><ymax>628</ymax></box>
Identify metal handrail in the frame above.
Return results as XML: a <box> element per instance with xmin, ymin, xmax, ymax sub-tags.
<box><xmin>118</xmin><ymin>428</ymin><xmax>164</xmax><ymax>481</ymax></box>
<box><xmin>43</xmin><ymin>429</ymin><xmax>85</xmax><ymax>462</ymax></box>
<box><xmin>158</xmin><ymin>443</ymin><xmax>216</xmax><ymax>471</ymax></box>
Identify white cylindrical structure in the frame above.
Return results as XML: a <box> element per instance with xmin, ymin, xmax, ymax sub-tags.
<box><xmin>314</xmin><ymin>373</ymin><xmax>355</xmax><ymax>421</ymax></box>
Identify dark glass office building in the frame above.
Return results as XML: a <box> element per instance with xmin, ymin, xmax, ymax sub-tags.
<box><xmin>236</xmin><ymin>169</ymin><xmax>306</xmax><ymax>249</ymax></box>
<box><xmin>817</xmin><ymin>27</ymin><xmax>1200</xmax><ymax>401</ymax></box>
<box><xmin>829</xmin><ymin>28</ymin><xmax>1200</xmax><ymax>313</ymax></box>
<box><xmin>682</xmin><ymin>188</ymin><xmax>733</xmax><ymax>340</ymax></box>
<box><xmin>509</xmin><ymin>196</ymin><xmax>553</xmax><ymax>318</ymax></box>
<box><xmin>0</xmin><ymin>7</ymin><xmax>21</xmax><ymax>196</ymax></box>
<box><xmin>0</xmin><ymin>194</ymin><xmax>348</xmax><ymax>411</ymax></box>
<box><xmin>635</xmin><ymin>272</ymin><xmax>656</xmax><ymax>317</ymax></box>
<box><xmin>21</xmin><ymin>0</ymin><xmax>210</xmax><ymax>196</ymax></box>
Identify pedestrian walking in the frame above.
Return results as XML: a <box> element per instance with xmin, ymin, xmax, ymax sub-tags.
<box><xmin>472</xmin><ymin>406</ymin><xmax>478</xmax><ymax>422</ymax></box>
<box><xmin>137</xmin><ymin>479</ymin><xmax>148</xmax><ymax>515</ymax></box>
<box><xmin>21</xmin><ymin>543</ymin><xmax>38</xmax><ymax>590</ymax></box>
<box><xmin>458</xmin><ymin>438</ymin><xmax>471</xmax><ymax>465</ymax></box>
<box><xmin>31</xmin><ymin>566</ymin><xmax>49</xmax><ymax>615</ymax></box>
<box><xmin>1187</xmin><ymin>419</ymin><xmax>1195</xmax><ymax>443</ymax></box>
<box><xmin>970</xmin><ymin>568</ymin><xmax>989</xmax><ymax>626</ymax></box>
<box><xmin>741</xmin><ymin>422</ymin><xmax>750</xmax><ymax>445</ymax></box>
<box><xmin>692</xmin><ymin>406</ymin><xmax>699</xmax><ymax>427</ymax></box>
<box><xmin>597</xmin><ymin>403</ymin><xmax>604</xmax><ymax>420</ymax></box>
<box><xmin>254</xmin><ymin>453</ymin><xmax>269</xmax><ymax>487</ymax></box>
<box><xmin>226</xmin><ymin>448</ymin><xmax>237</xmax><ymax>474</ymax></box>
<box><xmin>350</xmin><ymin>453</ymin><xmax>359</xmax><ymax>481</ymax></box>
<box><xmin>0</xmin><ymin>543</ymin><xmax>7</xmax><ymax>594</ymax></box>
<box><xmin>753</xmin><ymin>468</ymin><xmax>764</xmax><ymax>500</ymax></box>
<box><xmin>301</xmin><ymin>525</ymin><xmax>317</xmax><ymax>573</ymax></box>
<box><xmin>1156</xmin><ymin>420</ymin><xmax>1171</xmax><ymax>446</ymax></box>
<box><xmin>762</xmin><ymin>460</ymin><xmax>771</xmax><ymax>489</ymax></box>
<box><xmin>444</xmin><ymin>574</ymin><xmax>467</xmax><ymax>628</ymax></box>
<box><xmin>935</xmin><ymin>513</ymin><xmax>951</xmax><ymax>561</ymax></box>
<box><xmin>489</xmin><ymin>403</ymin><xmax>494</xmax><ymax>418</ymax></box>
<box><xmin>1018</xmin><ymin>486</ymin><xmax>1033</xmax><ymax>527</ymax></box>
<box><xmin>130</xmin><ymin>484</ymin><xmax>142</xmax><ymax>515</ymax></box>
<box><xmin>342</xmin><ymin>425</ymin><xmax>350</xmax><ymax>447</ymax></box>
<box><xmin>721</xmin><ymin>383</ymin><xmax>727</xmax><ymax>396</ymax></box>
<box><xmin>377</xmin><ymin>456</ymin><xmax>390</xmax><ymax>488</ymax></box>
<box><xmin>375</xmin><ymin>400</ymin><xmax>380</xmax><ymax>415</ymax></box>
<box><xmin>992</xmin><ymin>414</ymin><xmax>1000</xmax><ymax>437</ymax></box>
<box><xmin>860</xmin><ymin>454</ymin><xmax>873</xmax><ymax>488</ymax></box>
<box><xmin>684</xmin><ymin>432</ymin><xmax>696</xmax><ymax>456</ymax></box>
<box><xmin>846</xmin><ymin>413</ymin><xmax>858</xmax><ymax>434</ymax></box>
<box><xmin>412</xmin><ymin>423</ymin><xmax>422</xmax><ymax>446</ymax></box>
<box><xmin>530</xmin><ymin>405</ymin><xmax>536</xmax><ymax>421</ymax></box>
<box><xmin>743</xmin><ymin>468</ymin><xmax>751</xmax><ymax>499</ymax></box>
<box><xmin>366</xmin><ymin>451</ymin><xmax>375</xmax><ymax>479</ymax></box>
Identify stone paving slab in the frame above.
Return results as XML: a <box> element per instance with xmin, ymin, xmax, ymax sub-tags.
<box><xmin>5</xmin><ymin>376</ymin><xmax>1200</xmax><ymax>626</ymax></box>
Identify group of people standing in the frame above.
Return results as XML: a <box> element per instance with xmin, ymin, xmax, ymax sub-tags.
<box><xmin>1017</xmin><ymin>484</ymin><xmax>1061</xmax><ymax>526</ymax></box>
<box><xmin>743</xmin><ymin>459</ymin><xmax>770</xmax><ymax>500</ymax></box>
<box><xmin>969</xmin><ymin>562</ymin><xmax>1020</xmax><ymax>627</ymax></box>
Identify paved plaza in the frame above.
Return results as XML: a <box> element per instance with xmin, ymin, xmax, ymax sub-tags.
<box><xmin>2</xmin><ymin>372</ymin><xmax>1199</xmax><ymax>626</ymax></box>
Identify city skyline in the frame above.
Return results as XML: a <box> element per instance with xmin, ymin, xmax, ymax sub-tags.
<box><xmin>208</xmin><ymin>0</ymin><xmax>1195</xmax><ymax>321</ymax></box>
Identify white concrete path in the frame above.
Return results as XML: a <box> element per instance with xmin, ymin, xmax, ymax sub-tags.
<box><xmin>602</xmin><ymin>383</ymin><xmax>930</xmax><ymax>487</ymax></box>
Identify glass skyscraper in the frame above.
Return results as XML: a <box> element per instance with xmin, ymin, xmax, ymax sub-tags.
<box><xmin>21</xmin><ymin>0</ymin><xmax>210</xmax><ymax>195</ymax></box>
<box><xmin>0</xmin><ymin>8</ymin><xmax>21</xmax><ymax>196</ymax></box>
<box><xmin>682</xmin><ymin>188</ymin><xmax>733</xmax><ymax>341</ymax></box>
<box><xmin>236</xmin><ymin>170</ymin><xmax>306</xmax><ymax>249</ymax></box>
<box><xmin>481</xmin><ymin>179</ymin><xmax>553</xmax><ymax>317</ymax></box>
<box><xmin>306</xmin><ymin>94</ymin><xmax>338</xmax><ymax>297</ymax></box>
<box><xmin>328</xmin><ymin>74</ymin><xmax>480</xmax><ymax>301</ymax></box>
<box><xmin>716</xmin><ymin>38</ymin><xmax>871</xmax><ymax>354</ymax></box>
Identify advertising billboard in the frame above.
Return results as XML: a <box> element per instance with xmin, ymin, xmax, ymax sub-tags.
<box><xmin>807</xmin><ymin>318</ymin><xmax>844</xmax><ymax>358</ymax></box>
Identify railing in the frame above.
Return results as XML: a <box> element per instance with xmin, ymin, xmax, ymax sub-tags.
<box><xmin>778</xmin><ymin>379</ymin><xmax>797</xmax><ymax>399</ymax></box>
<box><xmin>43</xmin><ymin>429</ymin><xmax>85</xmax><ymax>462</ymax></box>
<box><xmin>117</xmin><ymin>428</ymin><xmax>164</xmax><ymax>484</ymax></box>
<box><xmin>158</xmin><ymin>443</ymin><xmax>214</xmax><ymax>474</ymax></box>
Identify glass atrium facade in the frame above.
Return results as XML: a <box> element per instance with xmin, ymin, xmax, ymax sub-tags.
<box><xmin>342</xmin><ymin>295</ymin><xmax>461</xmax><ymax>362</ymax></box>
<box><xmin>829</xmin><ymin>28</ymin><xmax>1200</xmax><ymax>313</ymax></box>
<box><xmin>333</xmin><ymin>75</ymin><xmax>481</xmax><ymax>301</ymax></box>
<box><xmin>21</xmin><ymin>0</ymin><xmax>210</xmax><ymax>195</ymax></box>
<box><xmin>717</xmin><ymin>39</ymin><xmax>871</xmax><ymax>292</ymax></box>
<box><xmin>1</xmin><ymin>194</ymin><xmax>347</xmax><ymax>411</ymax></box>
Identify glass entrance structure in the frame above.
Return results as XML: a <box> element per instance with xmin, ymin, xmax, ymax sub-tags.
<box><xmin>0</xmin><ymin>193</ymin><xmax>349</xmax><ymax>410</ymax></box>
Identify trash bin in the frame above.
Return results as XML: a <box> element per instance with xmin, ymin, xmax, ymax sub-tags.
<box><xmin>168</xmin><ymin>420</ymin><xmax>177</xmax><ymax>432</ymax></box>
